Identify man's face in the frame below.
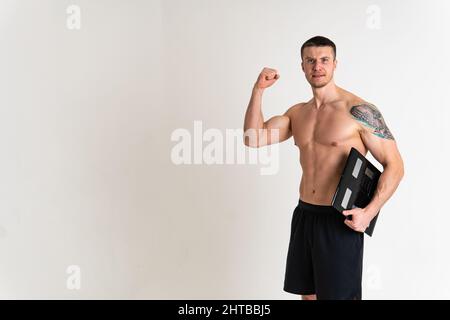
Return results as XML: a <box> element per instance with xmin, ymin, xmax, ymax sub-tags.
<box><xmin>301</xmin><ymin>46</ymin><xmax>337</xmax><ymax>88</ymax></box>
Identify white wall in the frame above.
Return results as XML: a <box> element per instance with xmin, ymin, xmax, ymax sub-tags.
<box><xmin>1</xmin><ymin>0</ymin><xmax>449</xmax><ymax>299</ymax></box>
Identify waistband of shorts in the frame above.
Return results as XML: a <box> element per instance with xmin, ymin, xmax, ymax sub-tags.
<box><xmin>297</xmin><ymin>199</ymin><xmax>337</xmax><ymax>214</ymax></box>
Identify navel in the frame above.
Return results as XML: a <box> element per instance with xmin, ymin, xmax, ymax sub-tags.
<box><xmin>331</xmin><ymin>141</ymin><xmax>338</xmax><ymax>147</ymax></box>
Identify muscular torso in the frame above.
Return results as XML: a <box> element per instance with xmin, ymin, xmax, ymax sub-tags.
<box><xmin>289</xmin><ymin>92</ymin><xmax>368</xmax><ymax>205</ymax></box>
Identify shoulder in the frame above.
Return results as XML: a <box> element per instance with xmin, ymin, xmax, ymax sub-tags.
<box><xmin>348</xmin><ymin>101</ymin><xmax>384</xmax><ymax>125</ymax></box>
<box><xmin>284</xmin><ymin>102</ymin><xmax>306</xmax><ymax>117</ymax></box>
<box><xmin>342</xmin><ymin>90</ymin><xmax>383</xmax><ymax>120</ymax></box>
<box><xmin>348</xmin><ymin>100</ymin><xmax>395</xmax><ymax>140</ymax></box>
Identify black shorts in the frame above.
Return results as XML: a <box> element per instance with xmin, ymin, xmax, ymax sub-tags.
<box><xmin>283</xmin><ymin>199</ymin><xmax>364</xmax><ymax>300</ymax></box>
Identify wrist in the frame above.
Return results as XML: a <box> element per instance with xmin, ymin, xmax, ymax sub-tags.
<box><xmin>364</xmin><ymin>206</ymin><xmax>380</xmax><ymax>219</ymax></box>
<box><xmin>252</xmin><ymin>84</ymin><xmax>265</xmax><ymax>94</ymax></box>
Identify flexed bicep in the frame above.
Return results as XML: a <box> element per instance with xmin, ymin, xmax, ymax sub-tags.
<box><xmin>261</xmin><ymin>114</ymin><xmax>292</xmax><ymax>146</ymax></box>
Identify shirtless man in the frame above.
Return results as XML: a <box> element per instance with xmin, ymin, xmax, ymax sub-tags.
<box><xmin>243</xmin><ymin>36</ymin><xmax>404</xmax><ymax>300</ymax></box>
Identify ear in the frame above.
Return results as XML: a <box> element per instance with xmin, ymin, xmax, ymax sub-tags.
<box><xmin>301</xmin><ymin>61</ymin><xmax>305</xmax><ymax>73</ymax></box>
<box><xmin>334</xmin><ymin>59</ymin><xmax>338</xmax><ymax>71</ymax></box>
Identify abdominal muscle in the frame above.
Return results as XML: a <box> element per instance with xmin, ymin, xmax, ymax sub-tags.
<box><xmin>298</xmin><ymin>142</ymin><xmax>363</xmax><ymax>205</ymax></box>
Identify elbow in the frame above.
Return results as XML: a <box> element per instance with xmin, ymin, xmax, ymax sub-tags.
<box><xmin>386</xmin><ymin>154</ymin><xmax>405</xmax><ymax>180</ymax></box>
<box><xmin>383</xmin><ymin>160</ymin><xmax>405</xmax><ymax>181</ymax></box>
<box><xmin>395</xmin><ymin>161</ymin><xmax>405</xmax><ymax>182</ymax></box>
<box><xmin>243</xmin><ymin>138</ymin><xmax>260</xmax><ymax>148</ymax></box>
<box><xmin>243</xmin><ymin>128</ymin><xmax>262</xmax><ymax>148</ymax></box>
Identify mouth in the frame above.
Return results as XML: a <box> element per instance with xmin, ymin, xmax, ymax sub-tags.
<box><xmin>312</xmin><ymin>75</ymin><xmax>325</xmax><ymax>79</ymax></box>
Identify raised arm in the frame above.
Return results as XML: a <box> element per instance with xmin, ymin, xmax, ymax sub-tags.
<box><xmin>243</xmin><ymin>67</ymin><xmax>293</xmax><ymax>148</ymax></box>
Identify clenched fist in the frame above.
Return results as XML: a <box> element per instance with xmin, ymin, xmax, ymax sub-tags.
<box><xmin>254</xmin><ymin>67</ymin><xmax>280</xmax><ymax>89</ymax></box>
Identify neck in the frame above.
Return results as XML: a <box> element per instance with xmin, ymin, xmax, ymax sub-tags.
<box><xmin>310</xmin><ymin>80</ymin><xmax>340</xmax><ymax>109</ymax></box>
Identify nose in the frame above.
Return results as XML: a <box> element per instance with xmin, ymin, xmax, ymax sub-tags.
<box><xmin>312</xmin><ymin>62</ymin><xmax>322</xmax><ymax>71</ymax></box>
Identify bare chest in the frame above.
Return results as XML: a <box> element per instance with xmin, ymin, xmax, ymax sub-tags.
<box><xmin>291</xmin><ymin>105</ymin><xmax>361</xmax><ymax>148</ymax></box>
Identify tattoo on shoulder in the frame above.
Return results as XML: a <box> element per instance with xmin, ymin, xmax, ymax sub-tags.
<box><xmin>350</xmin><ymin>103</ymin><xmax>395</xmax><ymax>140</ymax></box>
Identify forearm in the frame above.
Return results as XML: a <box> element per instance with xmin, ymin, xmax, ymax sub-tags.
<box><xmin>244</xmin><ymin>68</ymin><xmax>280</xmax><ymax>147</ymax></box>
<box><xmin>364</xmin><ymin>163</ymin><xmax>404</xmax><ymax>218</ymax></box>
<box><xmin>244</xmin><ymin>85</ymin><xmax>265</xmax><ymax>132</ymax></box>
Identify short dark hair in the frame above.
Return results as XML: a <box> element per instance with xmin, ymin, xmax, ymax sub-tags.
<box><xmin>301</xmin><ymin>36</ymin><xmax>336</xmax><ymax>60</ymax></box>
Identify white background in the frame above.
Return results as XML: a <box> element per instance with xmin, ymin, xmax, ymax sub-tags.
<box><xmin>1</xmin><ymin>0</ymin><xmax>449</xmax><ymax>299</ymax></box>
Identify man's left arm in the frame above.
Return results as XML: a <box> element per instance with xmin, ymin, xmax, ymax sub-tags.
<box><xmin>343</xmin><ymin>103</ymin><xmax>405</xmax><ymax>232</ymax></box>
